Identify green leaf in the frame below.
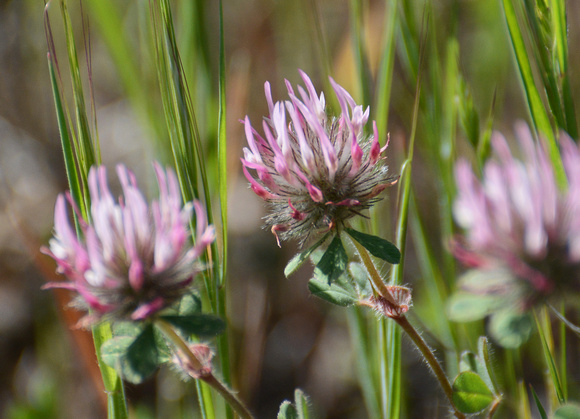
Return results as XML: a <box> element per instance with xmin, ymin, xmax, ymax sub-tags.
<box><xmin>502</xmin><ymin>0</ymin><xmax>567</xmax><ymax>188</ymax></box>
<box><xmin>459</xmin><ymin>351</ymin><xmax>477</xmax><ymax>373</ymax></box>
<box><xmin>277</xmin><ymin>401</ymin><xmax>298</xmax><ymax>419</ymax></box>
<box><xmin>489</xmin><ymin>310</ymin><xmax>534</xmax><ymax>349</ymax></box>
<box><xmin>277</xmin><ymin>389</ymin><xmax>311</xmax><ymax>419</ymax></box>
<box><xmin>101</xmin><ymin>336</ymin><xmax>135</xmax><ymax>369</ymax></box>
<box><xmin>447</xmin><ymin>293</ymin><xmax>502</xmax><ymax>322</ymax></box>
<box><xmin>284</xmin><ymin>233</ymin><xmax>329</xmax><ymax>278</ymax></box>
<box><xmin>111</xmin><ymin>322</ymin><xmax>143</xmax><ymax>338</ymax></box>
<box><xmin>178</xmin><ymin>293</ymin><xmax>202</xmax><ymax>315</ymax></box>
<box><xmin>345</xmin><ymin>228</ymin><xmax>401</xmax><ymax>264</ymax></box>
<box><xmin>123</xmin><ymin>324</ymin><xmax>160</xmax><ymax>384</ymax></box>
<box><xmin>101</xmin><ymin>325</ymin><xmax>161</xmax><ymax>384</ymax></box>
<box><xmin>160</xmin><ymin>314</ymin><xmax>226</xmax><ymax>337</ymax></box>
<box><xmin>348</xmin><ymin>262</ymin><xmax>373</xmax><ymax>298</ymax></box>
<box><xmin>477</xmin><ymin>337</ymin><xmax>499</xmax><ymax>395</ymax></box>
<box><xmin>294</xmin><ymin>389</ymin><xmax>311</xmax><ymax>419</ymax></box>
<box><xmin>308</xmin><ymin>270</ymin><xmax>358</xmax><ymax>307</ymax></box>
<box><xmin>535</xmin><ymin>311</ymin><xmax>565</xmax><ymax>403</ymax></box>
<box><xmin>555</xmin><ymin>404</ymin><xmax>580</xmax><ymax>419</ymax></box>
<box><xmin>315</xmin><ymin>235</ymin><xmax>348</xmax><ymax>285</ymax></box>
<box><xmin>452</xmin><ymin>371</ymin><xmax>495</xmax><ymax>414</ymax></box>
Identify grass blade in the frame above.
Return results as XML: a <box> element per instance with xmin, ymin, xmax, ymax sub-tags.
<box><xmin>501</xmin><ymin>0</ymin><xmax>566</xmax><ymax>187</ymax></box>
<box><xmin>534</xmin><ymin>310</ymin><xmax>565</xmax><ymax>405</ymax></box>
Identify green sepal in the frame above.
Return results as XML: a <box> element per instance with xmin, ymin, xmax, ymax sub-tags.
<box><xmin>345</xmin><ymin>228</ymin><xmax>401</xmax><ymax>264</ymax></box>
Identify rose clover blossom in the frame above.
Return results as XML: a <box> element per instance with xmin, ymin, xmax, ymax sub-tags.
<box><xmin>452</xmin><ymin>124</ymin><xmax>580</xmax><ymax>315</ymax></box>
<box><xmin>241</xmin><ymin>70</ymin><xmax>397</xmax><ymax>246</ymax></box>
<box><xmin>42</xmin><ymin>163</ymin><xmax>215</xmax><ymax>325</ymax></box>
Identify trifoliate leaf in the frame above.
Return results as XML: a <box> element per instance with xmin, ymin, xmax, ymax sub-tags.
<box><xmin>160</xmin><ymin>314</ymin><xmax>226</xmax><ymax>337</ymax></box>
<box><xmin>308</xmin><ymin>270</ymin><xmax>357</xmax><ymax>307</ymax></box>
<box><xmin>345</xmin><ymin>228</ymin><xmax>401</xmax><ymax>264</ymax></box>
<box><xmin>102</xmin><ymin>324</ymin><xmax>161</xmax><ymax>384</ymax></box>
<box><xmin>315</xmin><ymin>235</ymin><xmax>348</xmax><ymax>285</ymax></box>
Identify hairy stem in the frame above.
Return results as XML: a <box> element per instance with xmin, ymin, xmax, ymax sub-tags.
<box><xmin>348</xmin><ymin>235</ymin><xmax>397</xmax><ymax>305</ymax></box>
<box><xmin>394</xmin><ymin>316</ymin><xmax>465</xmax><ymax>419</ymax></box>
<box><xmin>155</xmin><ymin>319</ymin><xmax>254</xmax><ymax>419</ymax></box>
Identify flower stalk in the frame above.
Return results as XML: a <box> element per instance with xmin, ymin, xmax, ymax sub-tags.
<box><xmin>348</xmin><ymin>234</ymin><xmax>397</xmax><ymax>305</ymax></box>
<box><xmin>393</xmin><ymin>316</ymin><xmax>465</xmax><ymax>419</ymax></box>
<box><xmin>155</xmin><ymin>319</ymin><xmax>254</xmax><ymax>419</ymax></box>
<box><xmin>351</xmin><ymin>235</ymin><xmax>463</xmax><ymax>417</ymax></box>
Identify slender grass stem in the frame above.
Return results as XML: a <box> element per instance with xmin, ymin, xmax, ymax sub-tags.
<box><xmin>393</xmin><ymin>316</ymin><xmax>465</xmax><ymax>419</ymax></box>
<box><xmin>155</xmin><ymin>320</ymin><xmax>254</xmax><ymax>419</ymax></box>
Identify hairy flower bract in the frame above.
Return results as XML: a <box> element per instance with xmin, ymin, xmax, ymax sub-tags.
<box><xmin>453</xmin><ymin>124</ymin><xmax>580</xmax><ymax>311</ymax></box>
<box><xmin>42</xmin><ymin>163</ymin><xmax>215</xmax><ymax>324</ymax></box>
<box><xmin>241</xmin><ymin>70</ymin><xmax>397</xmax><ymax>245</ymax></box>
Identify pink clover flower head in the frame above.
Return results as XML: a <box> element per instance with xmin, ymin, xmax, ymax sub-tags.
<box><xmin>42</xmin><ymin>163</ymin><xmax>215</xmax><ymax>324</ymax></box>
<box><xmin>453</xmin><ymin>123</ymin><xmax>580</xmax><ymax>310</ymax></box>
<box><xmin>241</xmin><ymin>70</ymin><xmax>397</xmax><ymax>245</ymax></box>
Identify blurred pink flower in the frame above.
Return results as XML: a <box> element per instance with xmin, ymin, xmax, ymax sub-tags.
<box><xmin>453</xmin><ymin>124</ymin><xmax>580</xmax><ymax>310</ymax></box>
<box><xmin>42</xmin><ymin>163</ymin><xmax>215</xmax><ymax>324</ymax></box>
<box><xmin>241</xmin><ymin>70</ymin><xmax>397</xmax><ymax>245</ymax></box>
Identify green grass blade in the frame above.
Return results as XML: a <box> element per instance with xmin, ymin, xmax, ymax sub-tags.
<box><xmin>529</xmin><ymin>385</ymin><xmax>548</xmax><ymax>419</ymax></box>
<box><xmin>374</xmin><ymin>0</ymin><xmax>397</xmax><ymax>139</ymax></box>
<box><xmin>216</xmin><ymin>3</ymin><xmax>233</xmax><ymax>416</ymax></box>
<box><xmin>501</xmin><ymin>0</ymin><xmax>566</xmax><ymax>188</ymax></box>
<box><xmin>60</xmin><ymin>1</ymin><xmax>97</xmax><ymax>170</ymax></box>
<box><xmin>349</xmin><ymin>0</ymin><xmax>372</xmax><ymax>108</ymax></box>
<box><xmin>196</xmin><ymin>381</ymin><xmax>215</xmax><ymax>419</ymax></box>
<box><xmin>45</xmin><ymin>5</ymin><xmax>128</xmax><ymax>416</ymax></box>
<box><xmin>550</xmin><ymin>0</ymin><xmax>577</xmax><ymax>138</ymax></box>
<box><xmin>384</xmin><ymin>320</ymin><xmax>401</xmax><ymax>419</ymax></box>
<box><xmin>534</xmin><ymin>311</ymin><xmax>565</xmax><ymax>404</ymax></box>
<box><xmin>47</xmin><ymin>53</ymin><xmax>84</xmax><ymax>218</ymax></box>
<box><xmin>217</xmin><ymin>0</ymin><xmax>228</xmax><ymax>290</ymax></box>
<box><xmin>84</xmin><ymin>0</ymin><xmax>166</xmax><ymax>143</ymax></box>
<box><xmin>93</xmin><ymin>323</ymin><xmax>129</xmax><ymax>419</ymax></box>
<box><xmin>346</xmin><ymin>309</ymin><xmax>381</xmax><ymax>418</ymax></box>
<box><xmin>558</xmin><ymin>304</ymin><xmax>568</xmax><ymax>400</ymax></box>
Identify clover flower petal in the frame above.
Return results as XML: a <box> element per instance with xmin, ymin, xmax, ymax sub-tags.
<box><xmin>42</xmin><ymin>163</ymin><xmax>214</xmax><ymax>323</ymax></box>
<box><xmin>453</xmin><ymin>124</ymin><xmax>580</xmax><ymax>310</ymax></box>
<box><xmin>241</xmin><ymin>70</ymin><xmax>397</xmax><ymax>245</ymax></box>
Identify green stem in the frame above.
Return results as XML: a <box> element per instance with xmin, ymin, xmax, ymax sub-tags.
<box><xmin>394</xmin><ymin>316</ymin><xmax>464</xmax><ymax>419</ymax></box>
<box><xmin>155</xmin><ymin>320</ymin><xmax>254</xmax><ymax>419</ymax></box>
<box><xmin>348</xmin><ymin>235</ymin><xmax>397</xmax><ymax>306</ymax></box>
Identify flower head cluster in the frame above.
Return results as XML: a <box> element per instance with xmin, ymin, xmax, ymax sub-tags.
<box><xmin>453</xmin><ymin>124</ymin><xmax>580</xmax><ymax>311</ymax></box>
<box><xmin>42</xmin><ymin>163</ymin><xmax>215</xmax><ymax>324</ymax></box>
<box><xmin>241</xmin><ymin>70</ymin><xmax>397</xmax><ymax>246</ymax></box>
